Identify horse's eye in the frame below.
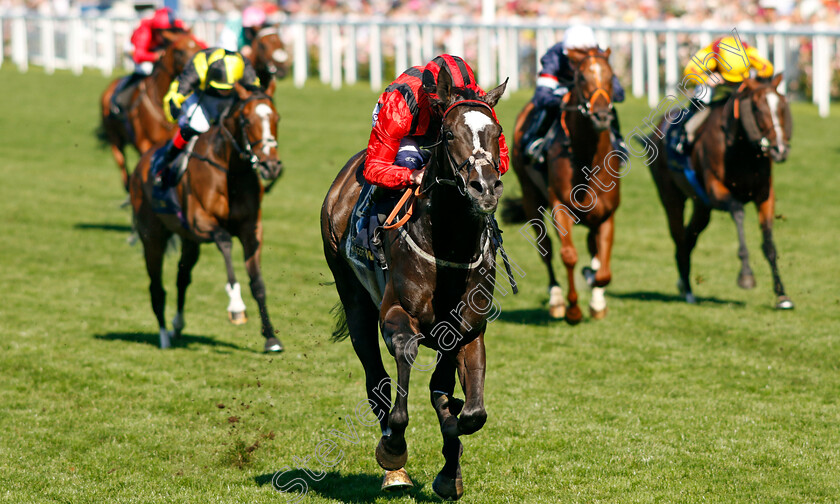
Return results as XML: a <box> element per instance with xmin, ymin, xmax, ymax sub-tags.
<box><xmin>445</xmin><ymin>131</ymin><xmax>455</xmax><ymax>141</ymax></box>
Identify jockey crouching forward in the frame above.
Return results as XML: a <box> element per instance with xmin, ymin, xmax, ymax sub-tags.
<box><xmin>676</xmin><ymin>35</ymin><xmax>774</xmax><ymax>154</ymax></box>
<box><xmin>365</xmin><ymin>54</ymin><xmax>510</xmax><ymax>193</ymax></box>
<box><xmin>521</xmin><ymin>25</ymin><xmax>627</xmax><ymax>163</ymax></box>
<box><xmin>112</xmin><ymin>7</ymin><xmax>187</xmax><ymax>118</ymax></box>
<box><xmin>153</xmin><ymin>48</ymin><xmax>260</xmax><ymax>191</ymax></box>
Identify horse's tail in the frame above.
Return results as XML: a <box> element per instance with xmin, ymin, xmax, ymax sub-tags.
<box><xmin>329</xmin><ymin>302</ymin><xmax>350</xmax><ymax>342</ymax></box>
<box><xmin>94</xmin><ymin>123</ymin><xmax>109</xmax><ymax>149</ymax></box>
<box><xmin>500</xmin><ymin>197</ymin><xmax>527</xmax><ymax>224</ymax></box>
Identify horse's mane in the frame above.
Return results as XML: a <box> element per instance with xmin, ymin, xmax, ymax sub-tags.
<box><xmin>429</xmin><ymin>86</ymin><xmax>485</xmax><ymax>111</ymax></box>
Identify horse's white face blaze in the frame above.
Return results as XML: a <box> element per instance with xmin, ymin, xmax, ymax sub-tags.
<box><xmin>254</xmin><ymin>103</ymin><xmax>276</xmax><ymax>155</ymax></box>
<box><xmin>462</xmin><ymin>110</ymin><xmax>494</xmax><ymax>178</ymax></box>
<box><xmin>764</xmin><ymin>92</ymin><xmax>786</xmax><ymax>156</ymax></box>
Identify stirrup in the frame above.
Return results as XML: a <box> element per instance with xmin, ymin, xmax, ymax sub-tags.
<box><xmin>526</xmin><ymin>137</ymin><xmax>545</xmax><ymax>159</ymax></box>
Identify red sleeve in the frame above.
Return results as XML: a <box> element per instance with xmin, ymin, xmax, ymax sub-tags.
<box><xmin>364</xmin><ymin>92</ymin><xmax>414</xmax><ymax>189</ymax></box>
<box><xmin>131</xmin><ymin>22</ymin><xmax>157</xmax><ymax>64</ymax></box>
<box><xmin>498</xmin><ymin>131</ymin><xmax>510</xmax><ymax>175</ymax></box>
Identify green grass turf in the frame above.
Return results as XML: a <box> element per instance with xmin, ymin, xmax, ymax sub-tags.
<box><xmin>0</xmin><ymin>63</ymin><xmax>838</xmax><ymax>503</ymax></box>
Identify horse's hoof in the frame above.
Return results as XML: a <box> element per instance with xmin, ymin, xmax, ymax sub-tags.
<box><xmin>582</xmin><ymin>266</ymin><xmax>597</xmax><ymax>288</ymax></box>
<box><xmin>685</xmin><ymin>293</ymin><xmax>698</xmax><ymax>305</ymax></box>
<box><xmin>432</xmin><ymin>471</ymin><xmax>463</xmax><ymax>501</ymax></box>
<box><xmin>375</xmin><ymin>437</ymin><xmax>408</xmax><ymax>471</ymax></box>
<box><xmin>590</xmin><ymin>306</ymin><xmax>608</xmax><ymax>320</ymax></box>
<box><xmin>565</xmin><ymin>305</ymin><xmax>583</xmax><ymax>325</ymax></box>
<box><xmin>159</xmin><ymin>328</ymin><xmax>171</xmax><ymax>349</ymax></box>
<box><xmin>737</xmin><ymin>273</ymin><xmax>757</xmax><ymax>290</ymax></box>
<box><xmin>264</xmin><ymin>336</ymin><xmax>284</xmax><ymax>353</ymax></box>
<box><xmin>548</xmin><ymin>303</ymin><xmax>566</xmax><ymax>319</ymax></box>
<box><xmin>381</xmin><ymin>468</ymin><xmax>413</xmax><ymax>492</ymax></box>
<box><xmin>776</xmin><ymin>296</ymin><xmax>794</xmax><ymax>310</ymax></box>
<box><xmin>228</xmin><ymin>310</ymin><xmax>247</xmax><ymax>325</ymax></box>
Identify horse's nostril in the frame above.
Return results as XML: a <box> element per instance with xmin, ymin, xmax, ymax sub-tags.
<box><xmin>469</xmin><ymin>180</ymin><xmax>484</xmax><ymax>194</ymax></box>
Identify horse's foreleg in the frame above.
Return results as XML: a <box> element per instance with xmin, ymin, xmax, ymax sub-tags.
<box><xmin>375</xmin><ymin>304</ymin><xmax>418</xmax><ymax>472</ymax></box>
<box><xmin>729</xmin><ymin>200</ymin><xmax>756</xmax><ymax>289</ymax></box>
<box><xmin>430</xmin><ymin>355</ymin><xmax>465</xmax><ymax>501</ymax></box>
<box><xmin>757</xmin><ymin>190</ymin><xmax>794</xmax><ymax>309</ymax></box>
<box><xmin>214</xmin><ymin>230</ymin><xmax>247</xmax><ymax>325</ymax></box>
<box><xmin>588</xmin><ymin>215</ymin><xmax>615</xmax><ymax>319</ymax></box>
<box><xmin>109</xmin><ymin>142</ymin><xmax>129</xmax><ymax>192</ymax></box>
<box><xmin>173</xmin><ymin>240</ymin><xmax>200</xmax><ymax>340</ymax></box>
<box><xmin>552</xmin><ymin>208</ymin><xmax>581</xmax><ymax>324</ymax></box>
<box><xmin>142</xmin><ymin>228</ymin><xmax>171</xmax><ymax>349</ymax></box>
<box><xmin>240</xmin><ymin>222</ymin><xmax>282</xmax><ymax>352</ymax></box>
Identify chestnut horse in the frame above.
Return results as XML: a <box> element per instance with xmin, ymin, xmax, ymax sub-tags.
<box><xmin>648</xmin><ymin>75</ymin><xmax>794</xmax><ymax>309</ymax></box>
<box><xmin>129</xmin><ymin>82</ymin><xmax>285</xmax><ymax>351</ymax></box>
<box><xmin>100</xmin><ymin>32</ymin><xmax>202</xmax><ymax>191</ymax></box>
<box><xmin>321</xmin><ymin>71</ymin><xmax>507</xmax><ymax>499</ymax></box>
<box><xmin>248</xmin><ymin>28</ymin><xmax>290</xmax><ymax>94</ymax></box>
<box><xmin>511</xmin><ymin>48</ymin><xmax>623</xmax><ymax>323</ymax></box>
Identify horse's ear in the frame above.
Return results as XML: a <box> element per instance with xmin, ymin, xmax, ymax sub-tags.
<box><xmin>771</xmin><ymin>73</ymin><xmax>783</xmax><ymax>89</ymax></box>
<box><xmin>603</xmin><ymin>47</ymin><xmax>612</xmax><ymax>60</ymax></box>
<box><xmin>483</xmin><ymin>78</ymin><xmax>508</xmax><ymax>108</ymax></box>
<box><xmin>436</xmin><ymin>67</ymin><xmax>454</xmax><ymax>106</ymax></box>
<box><xmin>234</xmin><ymin>81</ymin><xmax>250</xmax><ymax>101</ymax></box>
<box><xmin>266</xmin><ymin>78</ymin><xmax>276</xmax><ymax>98</ymax></box>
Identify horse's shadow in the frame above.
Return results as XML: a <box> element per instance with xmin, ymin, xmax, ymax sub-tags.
<box><xmin>94</xmin><ymin>332</ymin><xmax>251</xmax><ymax>352</ymax></box>
<box><xmin>254</xmin><ymin>470</ymin><xmax>438</xmax><ymax>503</ymax></box>
<box><xmin>607</xmin><ymin>290</ymin><xmax>745</xmax><ymax>306</ymax></box>
<box><xmin>74</xmin><ymin>222</ymin><xmax>133</xmax><ymax>233</ymax></box>
<box><xmin>496</xmin><ymin>308</ymin><xmax>557</xmax><ymax>326</ymax></box>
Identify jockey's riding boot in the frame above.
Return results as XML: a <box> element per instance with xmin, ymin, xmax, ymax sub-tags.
<box><xmin>152</xmin><ymin>141</ymin><xmax>182</xmax><ymax>190</ymax></box>
<box><xmin>523</xmin><ymin>108</ymin><xmax>548</xmax><ymax>160</ymax></box>
<box><xmin>111</xmin><ymin>72</ymin><xmax>142</xmax><ymax>119</ymax></box>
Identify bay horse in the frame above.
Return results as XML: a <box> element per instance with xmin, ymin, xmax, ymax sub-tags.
<box><xmin>129</xmin><ymin>81</ymin><xmax>285</xmax><ymax>351</ymax></box>
<box><xmin>248</xmin><ymin>28</ymin><xmax>291</xmax><ymax>95</ymax></box>
<box><xmin>511</xmin><ymin>48</ymin><xmax>623</xmax><ymax>323</ymax></box>
<box><xmin>100</xmin><ymin>32</ymin><xmax>202</xmax><ymax>191</ymax></box>
<box><xmin>321</xmin><ymin>70</ymin><xmax>507</xmax><ymax>500</ymax></box>
<box><xmin>648</xmin><ymin>74</ymin><xmax>794</xmax><ymax>309</ymax></box>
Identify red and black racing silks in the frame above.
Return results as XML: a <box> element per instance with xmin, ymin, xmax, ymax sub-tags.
<box><xmin>364</xmin><ymin>57</ymin><xmax>509</xmax><ymax>190</ymax></box>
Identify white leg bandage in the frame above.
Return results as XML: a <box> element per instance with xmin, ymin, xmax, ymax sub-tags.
<box><xmin>226</xmin><ymin>282</ymin><xmax>247</xmax><ymax>313</ymax></box>
<box><xmin>549</xmin><ymin>285</ymin><xmax>565</xmax><ymax>307</ymax></box>
<box><xmin>159</xmin><ymin>327</ymin><xmax>171</xmax><ymax>349</ymax></box>
<box><xmin>590</xmin><ymin>287</ymin><xmax>607</xmax><ymax>312</ymax></box>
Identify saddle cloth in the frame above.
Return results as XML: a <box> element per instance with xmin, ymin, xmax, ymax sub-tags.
<box><xmin>664</xmin><ymin>114</ymin><xmax>710</xmax><ymax>205</ymax></box>
<box><xmin>344</xmin><ymin>182</ymin><xmax>393</xmax><ymax>306</ymax></box>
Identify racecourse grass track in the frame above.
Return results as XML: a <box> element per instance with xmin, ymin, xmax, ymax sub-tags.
<box><xmin>1</xmin><ymin>64</ymin><xmax>839</xmax><ymax>503</ymax></box>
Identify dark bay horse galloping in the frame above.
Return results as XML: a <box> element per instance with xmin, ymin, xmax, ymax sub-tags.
<box><xmin>100</xmin><ymin>32</ymin><xmax>201</xmax><ymax>191</ymax></box>
<box><xmin>648</xmin><ymin>75</ymin><xmax>793</xmax><ymax>309</ymax></box>
<box><xmin>129</xmin><ymin>82</ymin><xmax>285</xmax><ymax>351</ymax></box>
<box><xmin>511</xmin><ymin>48</ymin><xmax>623</xmax><ymax>323</ymax></box>
<box><xmin>321</xmin><ymin>71</ymin><xmax>507</xmax><ymax>500</ymax></box>
<box><xmin>249</xmin><ymin>28</ymin><xmax>291</xmax><ymax>95</ymax></box>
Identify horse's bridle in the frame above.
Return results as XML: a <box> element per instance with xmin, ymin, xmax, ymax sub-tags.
<box><xmin>422</xmin><ymin>99</ymin><xmax>501</xmax><ymax>197</ymax></box>
<box><xmin>569</xmin><ymin>52</ymin><xmax>614</xmax><ymax>117</ymax></box>
<box><xmin>220</xmin><ymin>94</ymin><xmax>278</xmax><ymax>169</ymax></box>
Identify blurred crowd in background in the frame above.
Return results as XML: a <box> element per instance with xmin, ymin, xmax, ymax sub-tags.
<box><xmin>5</xmin><ymin>0</ymin><xmax>839</xmax><ymax>25</ymax></box>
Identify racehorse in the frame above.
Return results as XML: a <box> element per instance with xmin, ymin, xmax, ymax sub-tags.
<box><xmin>511</xmin><ymin>48</ymin><xmax>622</xmax><ymax>323</ymax></box>
<box><xmin>248</xmin><ymin>28</ymin><xmax>290</xmax><ymax>95</ymax></box>
<box><xmin>648</xmin><ymin>74</ymin><xmax>794</xmax><ymax>309</ymax></box>
<box><xmin>321</xmin><ymin>70</ymin><xmax>507</xmax><ymax>499</ymax></box>
<box><xmin>100</xmin><ymin>32</ymin><xmax>202</xmax><ymax>191</ymax></box>
<box><xmin>129</xmin><ymin>81</ymin><xmax>285</xmax><ymax>351</ymax></box>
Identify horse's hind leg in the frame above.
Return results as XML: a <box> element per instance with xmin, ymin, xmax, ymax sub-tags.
<box><xmin>520</xmin><ymin>176</ymin><xmax>564</xmax><ymax>318</ymax></box>
<box><xmin>375</xmin><ymin>302</ymin><xmax>419</xmax><ymax>472</ymax></box>
<box><xmin>173</xmin><ymin>239</ymin><xmax>200</xmax><ymax>340</ymax></box>
<box><xmin>213</xmin><ymin>230</ymin><xmax>247</xmax><ymax>325</ymax></box>
<box><xmin>756</xmin><ymin>190</ymin><xmax>794</xmax><ymax>309</ymax></box>
<box><xmin>550</xmin><ymin>207</ymin><xmax>582</xmax><ymax>324</ymax></box>
<box><xmin>239</xmin><ymin>222</ymin><xmax>283</xmax><ymax>352</ymax></box>
<box><xmin>653</xmin><ymin>172</ymin><xmax>694</xmax><ymax>302</ymax></box>
<box><xmin>140</xmin><ymin>224</ymin><xmax>172</xmax><ymax>349</ymax></box>
<box><xmin>729</xmin><ymin>200</ymin><xmax>756</xmax><ymax>289</ymax></box>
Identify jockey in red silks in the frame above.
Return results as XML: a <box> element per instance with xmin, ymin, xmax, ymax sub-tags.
<box><xmin>364</xmin><ymin>54</ymin><xmax>509</xmax><ymax>190</ymax></box>
<box><xmin>111</xmin><ymin>7</ymin><xmax>189</xmax><ymax>117</ymax></box>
